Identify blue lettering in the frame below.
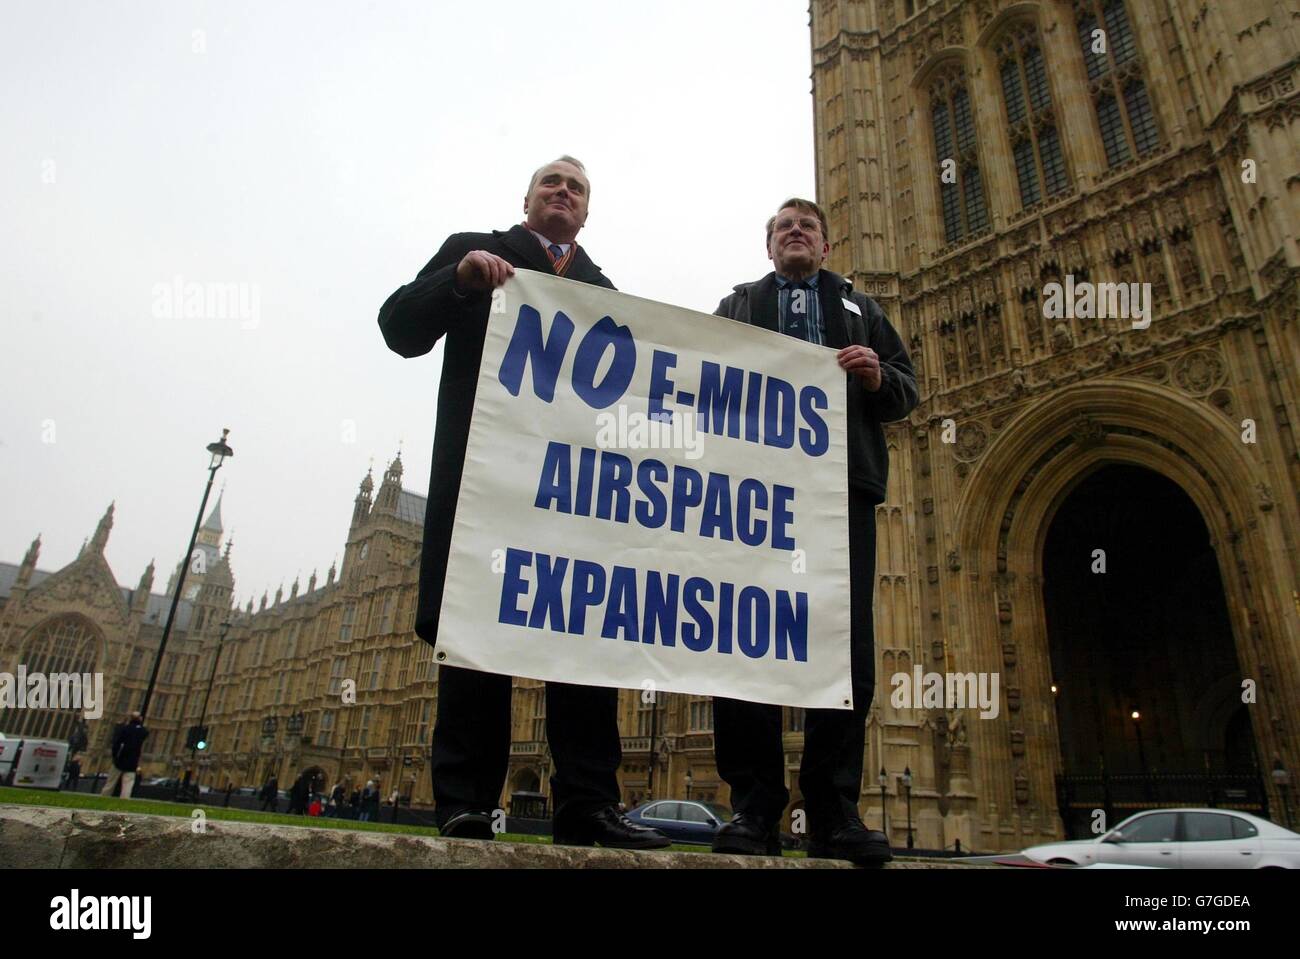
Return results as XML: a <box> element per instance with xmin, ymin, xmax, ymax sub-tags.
<box><xmin>737</xmin><ymin>586</ymin><xmax>771</xmax><ymax>659</ymax></box>
<box><xmin>497</xmin><ymin>306</ymin><xmax>574</xmax><ymax>402</ymax></box>
<box><xmin>498</xmin><ymin>548</ymin><xmax>531</xmax><ymax>626</ymax></box>
<box><xmin>798</xmin><ymin>386</ymin><xmax>829</xmax><ymax>457</ymax></box>
<box><xmin>572</xmin><ymin>315</ymin><xmax>636</xmax><ymax>409</ymax></box>
<box><xmin>775</xmin><ymin>592</ymin><xmax>808</xmax><ymax>662</ymax></box>
<box><xmin>681</xmin><ymin>577</ymin><xmax>714</xmax><ymax>652</ymax></box>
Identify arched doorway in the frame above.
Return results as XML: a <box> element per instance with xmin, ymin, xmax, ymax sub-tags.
<box><xmin>1043</xmin><ymin>464</ymin><xmax>1264</xmax><ymax>834</ymax></box>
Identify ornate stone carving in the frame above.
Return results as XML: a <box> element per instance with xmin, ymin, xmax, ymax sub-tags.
<box><xmin>955</xmin><ymin>422</ymin><xmax>988</xmax><ymax>461</ymax></box>
<box><xmin>1070</xmin><ymin>416</ymin><xmax>1107</xmax><ymax>449</ymax></box>
<box><xmin>1173</xmin><ymin>349</ymin><xmax>1225</xmax><ymax>394</ymax></box>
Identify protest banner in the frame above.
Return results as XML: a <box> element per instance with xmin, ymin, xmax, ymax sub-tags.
<box><xmin>437</xmin><ymin>270</ymin><xmax>853</xmax><ymax>709</ymax></box>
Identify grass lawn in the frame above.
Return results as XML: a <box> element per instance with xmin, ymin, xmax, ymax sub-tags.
<box><xmin>0</xmin><ymin>787</ymin><xmax>793</xmax><ymax>855</ymax></box>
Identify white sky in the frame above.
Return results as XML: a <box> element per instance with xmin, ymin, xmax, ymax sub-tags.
<box><xmin>0</xmin><ymin>0</ymin><xmax>817</xmax><ymax>607</ymax></box>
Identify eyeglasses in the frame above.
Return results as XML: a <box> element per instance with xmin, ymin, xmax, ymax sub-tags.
<box><xmin>774</xmin><ymin>216</ymin><xmax>822</xmax><ymax>235</ymax></box>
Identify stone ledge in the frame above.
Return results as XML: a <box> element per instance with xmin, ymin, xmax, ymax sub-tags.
<box><xmin>0</xmin><ymin>804</ymin><xmax>986</xmax><ymax>869</ymax></box>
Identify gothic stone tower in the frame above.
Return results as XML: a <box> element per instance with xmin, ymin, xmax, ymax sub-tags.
<box><xmin>810</xmin><ymin>0</ymin><xmax>1299</xmax><ymax>849</ymax></box>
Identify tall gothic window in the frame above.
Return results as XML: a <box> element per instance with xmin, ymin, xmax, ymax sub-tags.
<box><xmin>997</xmin><ymin>25</ymin><xmax>1070</xmax><ymax>209</ymax></box>
<box><xmin>3</xmin><ymin>617</ymin><xmax>99</xmax><ymax>742</ymax></box>
<box><xmin>1076</xmin><ymin>0</ymin><xmax>1160</xmax><ymax>166</ymax></box>
<box><xmin>929</xmin><ymin>66</ymin><xmax>989</xmax><ymax>245</ymax></box>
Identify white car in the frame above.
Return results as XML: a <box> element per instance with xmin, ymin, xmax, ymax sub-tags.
<box><xmin>1021</xmin><ymin>809</ymin><xmax>1299</xmax><ymax>868</ymax></box>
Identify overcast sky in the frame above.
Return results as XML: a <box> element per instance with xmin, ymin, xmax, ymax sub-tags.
<box><xmin>1</xmin><ymin>0</ymin><xmax>817</xmax><ymax>608</ymax></box>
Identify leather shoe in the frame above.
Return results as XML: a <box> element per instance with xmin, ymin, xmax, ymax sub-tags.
<box><xmin>553</xmin><ymin>805</ymin><xmax>671</xmax><ymax>849</ymax></box>
<box><xmin>807</xmin><ymin>817</ymin><xmax>893</xmax><ymax>866</ymax></box>
<box><xmin>712</xmin><ymin>813</ymin><xmax>781</xmax><ymax>856</ymax></box>
<box><xmin>439</xmin><ymin>808</ymin><xmax>496</xmax><ymax>840</ymax></box>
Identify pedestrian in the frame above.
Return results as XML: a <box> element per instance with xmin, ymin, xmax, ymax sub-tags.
<box><xmin>358</xmin><ymin>779</ymin><xmax>377</xmax><ymax>823</ymax></box>
<box><xmin>259</xmin><ymin>774</ymin><xmax>279</xmax><ymax>812</ymax></box>
<box><xmin>64</xmin><ymin>754</ymin><xmax>82</xmax><ymax>792</ymax></box>
<box><xmin>288</xmin><ymin>771</ymin><xmax>311</xmax><ymax>815</ymax></box>
<box><xmin>349</xmin><ymin>785</ymin><xmax>361</xmax><ymax>820</ymax></box>
<box><xmin>708</xmin><ymin>197</ymin><xmax>917</xmax><ymax>866</ymax></box>
<box><xmin>378</xmin><ymin>155</ymin><xmax>668</xmax><ymax>849</ymax></box>
<box><xmin>100</xmin><ymin>712</ymin><xmax>148</xmax><ymax>799</ymax></box>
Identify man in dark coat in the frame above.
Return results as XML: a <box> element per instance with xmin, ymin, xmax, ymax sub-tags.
<box><xmin>378</xmin><ymin>156</ymin><xmax>668</xmax><ymax>850</ymax></box>
<box><xmin>709</xmin><ymin>198</ymin><xmax>918</xmax><ymax>865</ymax></box>
<box><xmin>259</xmin><ymin>774</ymin><xmax>279</xmax><ymax>812</ymax></box>
<box><xmin>101</xmin><ymin>711</ymin><xmax>148</xmax><ymax>798</ymax></box>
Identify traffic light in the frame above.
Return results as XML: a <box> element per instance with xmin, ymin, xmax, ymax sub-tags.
<box><xmin>185</xmin><ymin>725</ymin><xmax>210</xmax><ymax>750</ymax></box>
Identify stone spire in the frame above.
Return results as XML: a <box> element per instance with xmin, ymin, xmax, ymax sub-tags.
<box><xmin>352</xmin><ymin>463</ymin><xmax>375</xmax><ymax>529</ymax></box>
<box><xmin>90</xmin><ymin>502</ymin><xmax>115</xmax><ymax>553</ymax></box>
<box><xmin>308</xmin><ymin>569</ymin><xmax>317</xmax><ymax>593</ymax></box>
<box><xmin>132</xmin><ymin>559</ymin><xmax>156</xmax><ymax>612</ymax></box>
<box><xmin>373</xmin><ymin>451</ymin><xmax>404</xmax><ymax>513</ymax></box>
<box><xmin>16</xmin><ymin>534</ymin><xmax>40</xmax><ymax>586</ymax></box>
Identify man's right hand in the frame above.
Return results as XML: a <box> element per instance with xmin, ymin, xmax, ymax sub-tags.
<box><xmin>455</xmin><ymin>250</ymin><xmax>515</xmax><ymax>292</ymax></box>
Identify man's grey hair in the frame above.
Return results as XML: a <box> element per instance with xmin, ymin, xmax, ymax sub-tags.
<box><xmin>528</xmin><ymin>155</ymin><xmax>589</xmax><ymax>195</ymax></box>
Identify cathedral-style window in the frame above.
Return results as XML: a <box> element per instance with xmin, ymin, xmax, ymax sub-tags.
<box><xmin>1076</xmin><ymin>0</ymin><xmax>1160</xmax><ymax>166</ymax></box>
<box><xmin>997</xmin><ymin>25</ymin><xmax>1070</xmax><ymax>209</ymax></box>
<box><xmin>3</xmin><ymin>617</ymin><xmax>99</xmax><ymax>742</ymax></box>
<box><xmin>929</xmin><ymin>66</ymin><xmax>990</xmax><ymax>245</ymax></box>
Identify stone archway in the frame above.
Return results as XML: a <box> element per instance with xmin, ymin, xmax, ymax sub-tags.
<box><xmin>952</xmin><ymin>379</ymin><xmax>1297</xmax><ymax>847</ymax></box>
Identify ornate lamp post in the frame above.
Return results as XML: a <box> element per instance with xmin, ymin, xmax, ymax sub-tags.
<box><xmin>878</xmin><ymin>766</ymin><xmax>888</xmax><ymax>837</ymax></box>
<box><xmin>902</xmin><ymin>766</ymin><xmax>914</xmax><ymax>850</ymax></box>
<box><xmin>141</xmin><ymin>429</ymin><xmax>233</xmax><ymax>719</ymax></box>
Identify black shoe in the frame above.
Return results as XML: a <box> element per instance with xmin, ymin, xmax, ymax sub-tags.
<box><xmin>806</xmin><ymin>818</ymin><xmax>893</xmax><ymax>866</ymax></box>
<box><xmin>552</xmin><ymin>805</ymin><xmax>671</xmax><ymax>849</ymax></box>
<box><xmin>712</xmin><ymin>813</ymin><xmax>782</xmax><ymax>856</ymax></box>
<box><xmin>439</xmin><ymin>808</ymin><xmax>496</xmax><ymax>840</ymax></box>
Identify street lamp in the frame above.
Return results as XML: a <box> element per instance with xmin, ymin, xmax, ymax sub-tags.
<box><xmin>1272</xmin><ymin>759</ymin><xmax>1292</xmax><ymax>829</ymax></box>
<box><xmin>902</xmin><ymin>766</ymin><xmax>914</xmax><ymax>850</ymax></box>
<box><xmin>184</xmin><ymin>617</ymin><xmax>233</xmax><ymax>794</ymax></box>
<box><xmin>878</xmin><ymin>766</ymin><xmax>888</xmax><ymax>837</ymax></box>
<box><xmin>141</xmin><ymin>429</ymin><xmax>233</xmax><ymax>719</ymax></box>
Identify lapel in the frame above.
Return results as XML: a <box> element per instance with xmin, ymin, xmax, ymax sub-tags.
<box><xmin>747</xmin><ymin>273</ymin><xmax>781</xmax><ymax>334</ymax></box>
<box><xmin>565</xmin><ymin>244</ymin><xmax>606</xmax><ymax>285</ymax></box>
<box><xmin>498</xmin><ymin>224</ymin><xmax>555</xmax><ymax>275</ymax></box>
<box><xmin>817</xmin><ymin>270</ymin><xmax>851</xmax><ymax>349</ymax></box>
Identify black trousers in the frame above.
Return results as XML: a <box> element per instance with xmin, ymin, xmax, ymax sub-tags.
<box><xmin>430</xmin><ymin>666</ymin><xmax>622</xmax><ymax>826</ymax></box>
<box><xmin>714</xmin><ymin>487</ymin><xmax>877</xmax><ymax>834</ymax></box>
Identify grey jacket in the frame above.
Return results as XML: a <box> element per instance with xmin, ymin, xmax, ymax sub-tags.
<box><xmin>714</xmin><ymin>270</ymin><xmax>918</xmax><ymax>503</ymax></box>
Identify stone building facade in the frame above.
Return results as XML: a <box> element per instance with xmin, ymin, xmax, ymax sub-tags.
<box><xmin>807</xmin><ymin>0</ymin><xmax>1298</xmax><ymax>849</ymax></box>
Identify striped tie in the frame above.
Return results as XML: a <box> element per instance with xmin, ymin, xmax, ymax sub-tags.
<box><xmin>548</xmin><ymin>243</ymin><xmax>564</xmax><ymax>260</ymax></box>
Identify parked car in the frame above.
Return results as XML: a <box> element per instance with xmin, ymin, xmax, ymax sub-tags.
<box><xmin>1020</xmin><ymin>809</ymin><xmax>1300</xmax><ymax>868</ymax></box>
<box><xmin>624</xmin><ymin>800</ymin><xmax>733</xmax><ymax>845</ymax></box>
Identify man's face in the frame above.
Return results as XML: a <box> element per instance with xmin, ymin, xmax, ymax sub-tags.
<box><xmin>768</xmin><ymin>206</ymin><xmax>829</xmax><ymax>276</ymax></box>
<box><xmin>523</xmin><ymin>161</ymin><xmax>590</xmax><ymax>242</ymax></box>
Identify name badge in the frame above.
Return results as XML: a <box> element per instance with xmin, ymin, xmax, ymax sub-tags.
<box><xmin>841</xmin><ymin>298</ymin><xmax>862</xmax><ymax>316</ymax></box>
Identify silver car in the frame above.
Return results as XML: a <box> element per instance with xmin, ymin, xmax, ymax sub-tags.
<box><xmin>1021</xmin><ymin>809</ymin><xmax>1299</xmax><ymax>868</ymax></box>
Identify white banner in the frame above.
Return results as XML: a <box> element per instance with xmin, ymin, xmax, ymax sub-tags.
<box><xmin>438</xmin><ymin>271</ymin><xmax>852</xmax><ymax>709</ymax></box>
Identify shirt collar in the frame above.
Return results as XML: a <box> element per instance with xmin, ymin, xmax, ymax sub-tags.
<box><xmin>527</xmin><ymin>227</ymin><xmax>571</xmax><ymax>255</ymax></box>
<box><xmin>775</xmin><ymin>271</ymin><xmax>820</xmax><ymax>289</ymax></box>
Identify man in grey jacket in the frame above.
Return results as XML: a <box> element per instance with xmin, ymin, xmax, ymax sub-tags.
<box><xmin>710</xmin><ymin>197</ymin><xmax>918</xmax><ymax>865</ymax></box>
